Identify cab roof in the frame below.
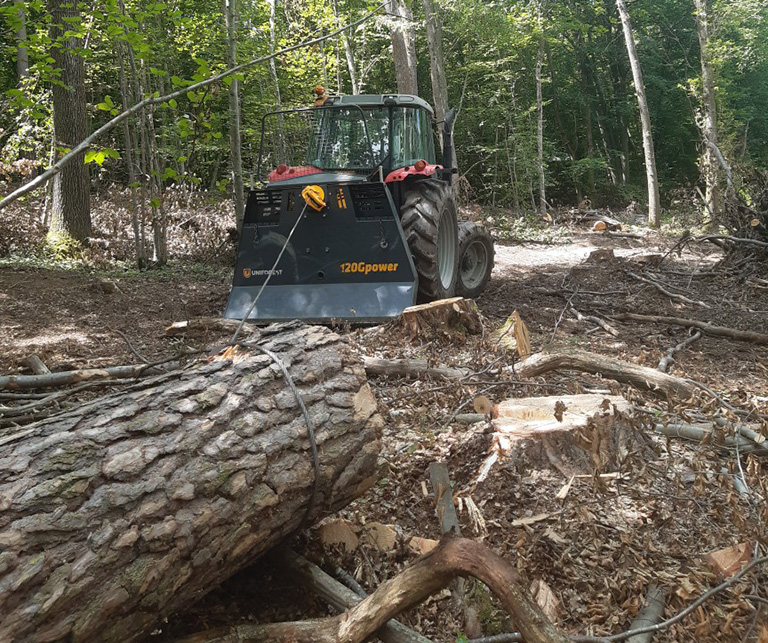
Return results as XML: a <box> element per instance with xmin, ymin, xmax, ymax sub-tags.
<box><xmin>324</xmin><ymin>94</ymin><xmax>434</xmax><ymax>115</ymax></box>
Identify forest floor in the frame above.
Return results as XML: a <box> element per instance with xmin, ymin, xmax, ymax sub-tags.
<box><xmin>2</xmin><ymin>213</ymin><xmax>768</xmax><ymax>642</ymax></box>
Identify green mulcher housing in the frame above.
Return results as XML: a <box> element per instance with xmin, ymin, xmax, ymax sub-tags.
<box><xmin>225</xmin><ymin>91</ymin><xmax>493</xmax><ymax>323</ymax></box>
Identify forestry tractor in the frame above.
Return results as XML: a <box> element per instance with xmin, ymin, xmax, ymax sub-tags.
<box><xmin>225</xmin><ymin>87</ymin><xmax>494</xmax><ymax>322</ymax></box>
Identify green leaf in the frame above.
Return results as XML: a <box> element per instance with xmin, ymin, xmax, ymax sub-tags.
<box><xmin>168</xmin><ymin>98</ymin><xmax>177</xmax><ymax>109</ymax></box>
<box><xmin>149</xmin><ymin>197</ymin><xmax>162</xmax><ymax>208</ymax></box>
<box><xmin>171</xmin><ymin>75</ymin><xmax>183</xmax><ymax>86</ymax></box>
<box><xmin>128</xmin><ymin>181</ymin><xmax>141</xmax><ymax>188</ymax></box>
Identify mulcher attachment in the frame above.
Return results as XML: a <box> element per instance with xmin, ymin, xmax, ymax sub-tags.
<box><xmin>225</xmin><ymin>181</ymin><xmax>418</xmax><ymax>323</ymax></box>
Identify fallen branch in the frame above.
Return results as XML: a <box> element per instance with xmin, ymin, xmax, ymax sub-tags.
<box><xmin>0</xmin><ymin>362</ymin><xmax>166</xmax><ymax>391</ymax></box>
<box><xmin>614</xmin><ymin>313</ymin><xmax>768</xmax><ymax>344</ymax></box>
<box><xmin>657</xmin><ymin>331</ymin><xmax>702</xmax><ymax>373</ymax></box>
<box><xmin>625</xmin><ymin>271</ymin><xmax>710</xmax><ymax>308</ymax></box>
<box><xmin>695</xmin><ymin>235</ymin><xmax>768</xmax><ymax>248</ymax></box>
<box><xmin>364</xmin><ymin>357</ymin><xmax>469</xmax><ymax>381</ymax></box>
<box><xmin>283</xmin><ymin>550</ymin><xmax>433</xmax><ymax>643</ymax></box>
<box><xmin>626</xmin><ymin>585</ymin><xmax>665</xmax><ymax>643</ymax></box>
<box><xmin>569</xmin><ymin>307</ymin><xmax>620</xmax><ymax>337</ymax></box>
<box><xmin>514</xmin><ymin>348</ymin><xmax>697</xmax><ymax>399</ymax></box>
<box><xmin>653</xmin><ymin>423</ymin><xmax>768</xmax><ymax>455</ymax></box>
<box><xmin>174</xmin><ymin>537</ymin><xmax>570</xmax><ymax>643</ymax></box>
<box><xmin>21</xmin><ymin>354</ymin><xmax>51</xmax><ymax>375</ymax></box>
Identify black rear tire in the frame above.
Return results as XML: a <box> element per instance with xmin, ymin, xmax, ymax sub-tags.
<box><xmin>399</xmin><ymin>179</ymin><xmax>459</xmax><ymax>302</ymax></box>
<box><xmin>456</xmin><ymin>221</ymin><xmax>494</xmax><ymax>299</ymax></box>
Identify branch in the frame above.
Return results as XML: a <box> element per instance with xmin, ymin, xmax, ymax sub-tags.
<box><xmin>613</xmin><ymin>313</ymin><xmax>768</xmax><ymax>344</ymax></box>
<box><xmin>364</xmin><ymin>357</ymin><xmax>469</xmax><ymax>381</ymax></box>
<box><xmin>0</xmin><ymin>362</ymin><xmax>171</xmax><ymax>391</ymax></box>
<box><xmin>694</xmin><ymin>235</ymin><xmax>768</xmax><ymax>248</ymax></box>
<box><xmin>624</xmin><ymin>271</ymin><xmax>710</xmax><ymax>308</ymax></box>
<box><xmin>514</xmin><ymin>348</ymin><xmax>697</xmax><ymax>398</ymax></box>
<box><xmin>657</xmin><ymin>331</ymin><xmax>702</xmax><ymax>373</ymax></box>
<box><xmin>0</xmin><ymin>2</ymin><xmax>389</xmax><ymax>210</ymax></box>
<box><xmin>174</xmin><ymin>537</ymin><xmax>570</xmax><ymax>643</ymax></box>
<box><xmin>282</xmin><ymin>550</ymin><xmax>433</xmax><ymax>643</ymax></box>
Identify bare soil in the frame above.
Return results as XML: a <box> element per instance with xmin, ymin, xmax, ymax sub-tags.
<box><xmin>2</xmin><ymin>225</ymin><xmax>768</xmax><ymax>642</ymax></box>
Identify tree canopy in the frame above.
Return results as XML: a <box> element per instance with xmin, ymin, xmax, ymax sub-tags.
<box><xmin>1</xmin><ymin>0</ymin><xmax>767</xmax><ymax>234</ymax></box>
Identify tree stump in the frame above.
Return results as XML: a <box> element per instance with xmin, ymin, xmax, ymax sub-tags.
<box><xmin>0</xmin><ymin>324</ymin><xmax>382</xmax><ymax>643</ymax></box>
<box><xmin>400</xmin><ymin>297</ymin><xmax>483</xmax><ymax>340</ymax></box>
<box><xmin>475</xmin><ymin>394</ymin><xmax>653</xmax><ymax>482</ymax></box>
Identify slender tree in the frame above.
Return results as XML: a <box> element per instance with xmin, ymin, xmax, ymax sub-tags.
<box><xmin>224</xmin><ymin>0</ymin><xmax>245</xmax><ymax>231</ymax></box>
<box><xmin>388</xmin><ymin>0</ymin><xmax>418</xmax><ymax>95</ymax></box>
<box><xmin>694</xmin><ymin>0</ymin><xmax>721</xmax><ymax>227</ymax></box>
<box><xmin>48</xmin><ymin>0</ymin><xmax>91</xmax><ymax>242</ymax></box>
<box><xmin>536</xmin><ymin>1</ymin><xmax>546</xmax><ymax>217</ymax></box>
<box><xmin>14</xmin><ymin>1</ymin><xmax>28</xmax><ymax>82</ymax></box>
<box><xmin>422</xmin><ymin>0</ymin><xmax>448</xmax><ymax>134</ymax></box>
<box><xmin>615</xmin><ymin>0</ymin><xmax>660</xmax><ymax>227</ymax></box>
<box><xmin>334</xmin><ymin>0</ymin><xmax>360</xmax><ymax>94</ymax></box>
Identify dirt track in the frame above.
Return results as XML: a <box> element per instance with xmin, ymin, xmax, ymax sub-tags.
<box><xmin>2</xmin><ymin>229</ymin><xmax>768</xmax><ymax>641</ymax></box>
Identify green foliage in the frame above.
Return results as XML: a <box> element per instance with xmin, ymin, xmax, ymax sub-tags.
<box><xmin>2</xmin><ymin>0</ymin><xmax>768</xmax><ymax>240</ymax></box>
<box><xmin>44</xmin><ymin>231</ymin><xmax>87</xmax><ymax>264</ymax></box>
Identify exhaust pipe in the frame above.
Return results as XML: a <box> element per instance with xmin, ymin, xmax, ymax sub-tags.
<box><xmin>441</xmin><ymin>107</ymin><xmax>457</xmax><ymax>184</ymax></box>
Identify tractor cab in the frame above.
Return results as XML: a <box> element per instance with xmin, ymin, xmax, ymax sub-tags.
<box><xmin>255</xmin><ymin>91</ymin><xmax>446</xmax><ymax>210</ymax></box>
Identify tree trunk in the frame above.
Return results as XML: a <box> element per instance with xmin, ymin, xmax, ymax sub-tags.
<box><xmin>536</xmin><ymin>3</ymin><xmax>547</xmax><ymax>217</ymax></box>
<box><xmin>694</xmin><ymin>0</ymin><xmax>721</xmax><ymax>229</ymax></box>
<box><xmin>333</xmin><ymin>0</ymin><xmax>360</xmax><ymax>94</ymax></box>
<box><xmin>116</xmin><ymin>0</ymin><xmax>147</xmax><ymax>270</ymax></box>
<box><xmin>15</xmin><ymin>1</ymin><xmax>29</xmax><ymax>81</ymax></box>
<box><xmin>224</xmin><ymin>0</ymin><xmax>245</xmax><ymax>232</ymax></box>
<box><xmin>388</xmin><ymin>0</ymin><xmax>418</xmax><ymax>95</ymax></box>
<box><xmin>615</xmin><ymin>0</ymin><xmax>661</xmax><ymax>228</ymax></box>
<box><xmin>0</xmin><ymin>325</ymin><xmax>382</xmax><ymax>643</ymax></box>
<box><xmin>422</xmin><ymin>0</ymin><xmax>448</xmax><ymax>139</ymax></box>
<box><xmin>48</xmin><ymin>0</ymin><xmax>91</xmax><ymax>242</ymax></box>
<box><xmin>267</xmin><ymin>0</ymin><xmax>286</xmax><ymax>161</ymax></box>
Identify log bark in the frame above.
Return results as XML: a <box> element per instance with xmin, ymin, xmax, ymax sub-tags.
<box><xmin>514</xmin><ymin>348</ymin><xmax>697</xmax><ymax>399</ymax></box>
<box><xmin>0</xmin><ymin>325</ymin><xmax>382</xmax><ymax>643</ymax></box>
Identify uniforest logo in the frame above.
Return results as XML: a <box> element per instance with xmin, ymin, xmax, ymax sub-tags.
<box><xmin>243</xmin><ymin>268</ymin><xmax>283</xmax><ymax>278</ymax></box>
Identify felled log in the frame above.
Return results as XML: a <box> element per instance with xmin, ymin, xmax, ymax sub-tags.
<box><xmin>401</xmin><ymin>297</ymin><xmax>483</xmax><ymax>339</ymax></box>
<box><xmin>473</xmin><ymin>394</ymin><xmax>653</xmax><ymax>482</ymax></box>
<box><xmin>0</xmin><ymin>325</ymin><xmax>382</xmax><ymax>643</ymax></box>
